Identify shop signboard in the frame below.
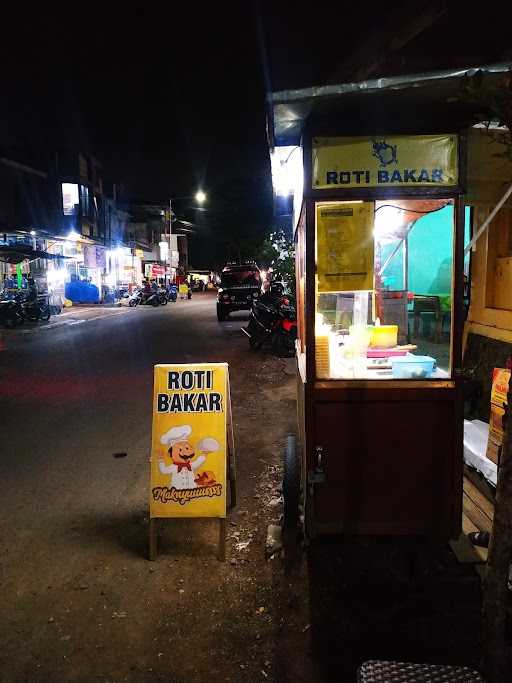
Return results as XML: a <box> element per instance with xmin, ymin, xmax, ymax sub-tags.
<box><xmin>84</xmin><ymin>245</ymin><xmax>97</xmax><ymax>269</ymax></box>
<box><xmin>84</xmin><ymin>245</ymin><xmax>106</xmax><ymax>270</ymax></box>
<box><xmin>145</xmin><ymin>264</ymin><xmax>165</xmax><ymax>277</ymax></box>
<box><xmin>316</xmin><ymin>202</ymin><xmax>374</xmax><ymax>292</ymax></box>
<box><xmin>95</xmin><ymin>247</ymin><xmax>106</xmax><ymax>270</ymax></box>
<box><xmin>150</xmin><ymin>363</ymin><xmax>228</xmax><ymax>520</ymax></box>
<box><xmin>312</xmin><ymin>134</ymin><xmax>458</xmax><ymax>189</ymax></box>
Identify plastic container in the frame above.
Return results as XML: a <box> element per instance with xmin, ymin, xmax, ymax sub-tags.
<box><xmin>391</xmin><ymin>354</ymin><xmax>436</xmax><ymax>379</ymax></box>
<box><xmin>370</xmin><ymin>324</ymin><xmax>398</xmax><ymax>348</ymax></box>
<box><xmin>349</xmin><ymin>324</ymin><xmax>373</xmax><ymax>348</ymax></box>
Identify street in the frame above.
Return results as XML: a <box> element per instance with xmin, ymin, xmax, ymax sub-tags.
<box><xmin>0</xmin><ymin>293</ymin><xmax>482</xmax><ymax>683</ymax></box>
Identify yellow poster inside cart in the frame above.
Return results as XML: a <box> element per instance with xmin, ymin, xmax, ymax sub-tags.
<box><xmin>150</xmin><ymin>363</ymin><xmax>227</xmax><ymax>519</ymax></box>
<box><xmin>316</xmin><ymin>202</ymin><xmax>374</xmax><ymax>292</ymax></box>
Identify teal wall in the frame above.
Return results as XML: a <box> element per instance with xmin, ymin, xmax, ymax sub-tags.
<box><xmin>379</xmin><ymin>205</ymin><xmax>471</xmax><ymax>295</ymax></box>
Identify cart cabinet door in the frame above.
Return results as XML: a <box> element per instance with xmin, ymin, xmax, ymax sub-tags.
<box><xmin>313</xmin><ymin>398</ymin><xmax>459</xmax><ymax>537</ymax></box>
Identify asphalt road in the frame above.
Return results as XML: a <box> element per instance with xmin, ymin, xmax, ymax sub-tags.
<box><xmin>0</xmin><ymin>294</ymin><xmax>250</xmax><ymax>516</ymax></box>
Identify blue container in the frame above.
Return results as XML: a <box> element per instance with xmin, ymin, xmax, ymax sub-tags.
<box><xmin>391</xmin><ymin>355</ymin><xmax>436</xmax><ymax>379</ymax></box>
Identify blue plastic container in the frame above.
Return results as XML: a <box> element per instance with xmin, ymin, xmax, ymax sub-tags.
<box><xmin>391</xmin><ymin>355</ymin><xmax>436</xmax><ymax>379</ymax></box>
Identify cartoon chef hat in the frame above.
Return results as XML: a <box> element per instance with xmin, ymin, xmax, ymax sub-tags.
<box><xmin>160</xmin><ymin>425</ymin><xmax>192</xmax><ymax>447</ymax></box>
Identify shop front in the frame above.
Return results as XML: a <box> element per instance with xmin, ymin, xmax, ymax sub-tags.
<box><xmin>264</xmin><ymin>66</ymin><xmax>496</xmax><ymax>541</ymax></box>
<box><xmin>46</xmin><ymin>237</ymin><xmax>104</xmax><ymax>304</ymax></box>
<box><xmin>106</xmin><ymin>247</ymin><xmax>143</xmax><ymax>292</ymax></box>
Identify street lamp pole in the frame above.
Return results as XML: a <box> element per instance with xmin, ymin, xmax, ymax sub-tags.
<box><xmin>169</xmin><ymin>198</ymin><xmax>173</xmax><ymax>279</ymax></box>
<box><xmin>167</xmin><ymin>191</ymin><xmax>206</xmax><ymax>280</ymax></box>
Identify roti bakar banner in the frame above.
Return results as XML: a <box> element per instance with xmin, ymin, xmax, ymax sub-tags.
<box><xmin>312</xmin><ymin>134</ymin><xmax>458</xmax><ymax>189</ymax></box>
<box><xmin>150</xmin><ymin>363</ymin><xmax>228</xmax><ymax>519</ymax></box>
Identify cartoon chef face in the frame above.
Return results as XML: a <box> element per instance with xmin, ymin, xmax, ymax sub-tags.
<box><xmin>169</xmin><ymin>440</ymin><xmax>195</xmax><ymax>464</ymax></box>
<box><xmin>160</xmin><ymin>425</ymin><xmax>220</xmax><ymax>465</ymax></box>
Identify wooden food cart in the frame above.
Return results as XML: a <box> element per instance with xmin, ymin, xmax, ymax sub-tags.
<box><xmin>267</xmin><ymin>69</ymin><xmax>485</xmax><ymax>543</ymax></box>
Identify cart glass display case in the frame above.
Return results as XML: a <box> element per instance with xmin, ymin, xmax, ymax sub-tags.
<box><xmin>315</xmin><ymin>199</ymin><xmax>455</xmax><ymax>380</ymax></box>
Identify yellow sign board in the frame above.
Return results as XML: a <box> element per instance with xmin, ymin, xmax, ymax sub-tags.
<box><xmin>316</xmin><ymin>202</ymin><xmax>374</xmax><ymax>292</ymax></box>
<box><xmin>150</xmin><ymin>363</ymin><xmax>228</xmax><ymax>519</ymax></box>
<box><xmin>312</xmin><ymin>135</ymin><xmax>458</xmax><ymax>189</ymax></box>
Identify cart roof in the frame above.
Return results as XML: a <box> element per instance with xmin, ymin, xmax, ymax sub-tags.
<box><xmin>268</xmin><ymin>62</ymin><xmax>512</xmax><ymax>147</ymax></box>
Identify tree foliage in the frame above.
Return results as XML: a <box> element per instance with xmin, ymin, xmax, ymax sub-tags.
<box><xmin>258</xmin><ymin>228</ymin><xmax>295</xmax><ymax>294</ymax></box>
<box><xmin>461</xmin><ymin>73</ymin><xmax>512</xmax><ymax>159</ymax></box>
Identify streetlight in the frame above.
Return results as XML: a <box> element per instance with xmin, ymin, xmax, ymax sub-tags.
<box><xmin>168</xmin><ymin>190</ymin><xmax>207</xmax><ymax>277</ymax></box>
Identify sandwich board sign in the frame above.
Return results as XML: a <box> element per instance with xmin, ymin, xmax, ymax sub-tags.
<box><xmin>149</xmin><ymin>363</ymin><xmax>235</xmax><ymax>560</ymax></box>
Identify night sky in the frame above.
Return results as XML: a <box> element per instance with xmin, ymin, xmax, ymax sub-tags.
<box><xmin>2</xmin><ymin>1</ymin><xmax>512</xmax><ymax>255</ymax></box>
<box><xmin>1</xmin><ymin>4</ymin><xmax>272</xmax><ymax>202</ymax></box>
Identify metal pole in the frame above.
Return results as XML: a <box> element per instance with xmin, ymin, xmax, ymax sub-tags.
<box><xmin>169</xmin><ymin>198</ymin><xmax>172</xmax><ymax>283</ymax></box>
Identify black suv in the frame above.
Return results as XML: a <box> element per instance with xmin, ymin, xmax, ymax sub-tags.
<box><xmin>216</xmin><ymin>262</ymin><xmax>261</xmax><ymax>321</ymax></box>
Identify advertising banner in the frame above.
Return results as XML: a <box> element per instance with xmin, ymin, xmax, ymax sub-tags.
<box><xmin>316</xmin><ymin>202</ymin><xmax>374</xmax><ymax>292</ymax></box>
<box><xmin>95</xmin><ymin>246</ymin><xmax>106</xmax><ymax>270</ymax></box>
<box><xmin>84</xmin><ymin>245</ymin><xmax>97</xmax><ymax>269</ymax></box>
<box><xmin>150</xmin><ymin>364</ymin><xmax>228</xmax><ymax>519</ymax></box>
<box><xmin>312</xmin><ymin>134</ymin><xmax>458</xmax><ymax>189</ymax></box>
<box><xmin>84</xmin><ymin>245</ymin><xmax>107</xmax><ymax>270</ymax></box>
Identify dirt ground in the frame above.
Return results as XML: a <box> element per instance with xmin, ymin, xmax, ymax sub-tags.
<box><xmin>0</xmin><ymin>299</ymin><xmax>483</xmax><ymax>682</ymax></box>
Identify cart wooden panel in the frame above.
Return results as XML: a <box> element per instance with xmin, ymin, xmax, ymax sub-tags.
<box><xmin>310</xmin><ymin>382</ymin><xmax>461</xmax><ymax>539</ymax></box>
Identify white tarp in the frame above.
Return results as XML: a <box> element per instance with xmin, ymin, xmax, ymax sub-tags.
<box><xmin>463</xmin><ymin>419</ymin><xmax>497</xmax><ymax>486</ymax></box>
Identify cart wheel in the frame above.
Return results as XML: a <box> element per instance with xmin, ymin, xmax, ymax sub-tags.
<box><xmin>282</xmin><ymin>434</ymin><xmax>300</xmax><ymax>566</ymax></box>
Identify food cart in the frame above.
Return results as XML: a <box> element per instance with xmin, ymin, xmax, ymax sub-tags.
<box><xmin>265</xmin><ymin>66</ymin><xmax>509</xmax><ymax>543</ymax></box>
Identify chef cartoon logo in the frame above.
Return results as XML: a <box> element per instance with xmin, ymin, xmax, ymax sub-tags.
<box><xmin>152</xmin><ymin>425</ymin><xmax>223</xmax><ymax>505</ymax></box>
<box><xmin>371</xmin><ymin>139</ymin><xmax>397</xmax><ymax>167</ymax></box>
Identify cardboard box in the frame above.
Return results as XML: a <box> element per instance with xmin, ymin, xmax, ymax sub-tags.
<box><xmin>491</xmin><ymin>368</ymin><xmax>510</xmax><ymax>407</ymax></box>
<box><xmin>486</xmin><ymin>435</ymin><xmax>501</xmax><ymax>466</ymax></box>
<box><xmin>489</xmin><ymin>403</ymin><xmax>505</xmax><ymax>441</ymax></box>
<box><xmin>486</xmin><ymin>367</ymin><xmax>510</xmax><ymax>465</ymax></box>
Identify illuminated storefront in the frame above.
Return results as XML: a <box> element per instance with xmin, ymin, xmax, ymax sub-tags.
<box><xmin>105</xmin><ymin>247</ymin><xmax>143</xmax><ymax>290</ymax></box>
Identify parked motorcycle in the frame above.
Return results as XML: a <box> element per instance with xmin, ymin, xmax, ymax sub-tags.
<box><xmin>138</xmin><ymin>289</ymin><xmax>160</xmax><ymax>307</ymax></box>
<box><xmin>0</xmin><ymin>295</ymin><xmax>24</xmax><ymax>328</ymax></box>
<box><xmin>23</xmin><ymin>295</ymin><xmax>51</xmax><ymax>322</ymax></box>
<box><xmin>118</xmin><ymin>289</ymin><xmax>141</xmax><ymax>307</ymax></box>
<box><xmin>242</xmin><ymin>285</ymin><xmax>297</xmax><ymax>357</ymax></box>
<box><xmin>158</xmin><ymin>288</ymin><xmax>168</xmax><ymax>306</ymax></box>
